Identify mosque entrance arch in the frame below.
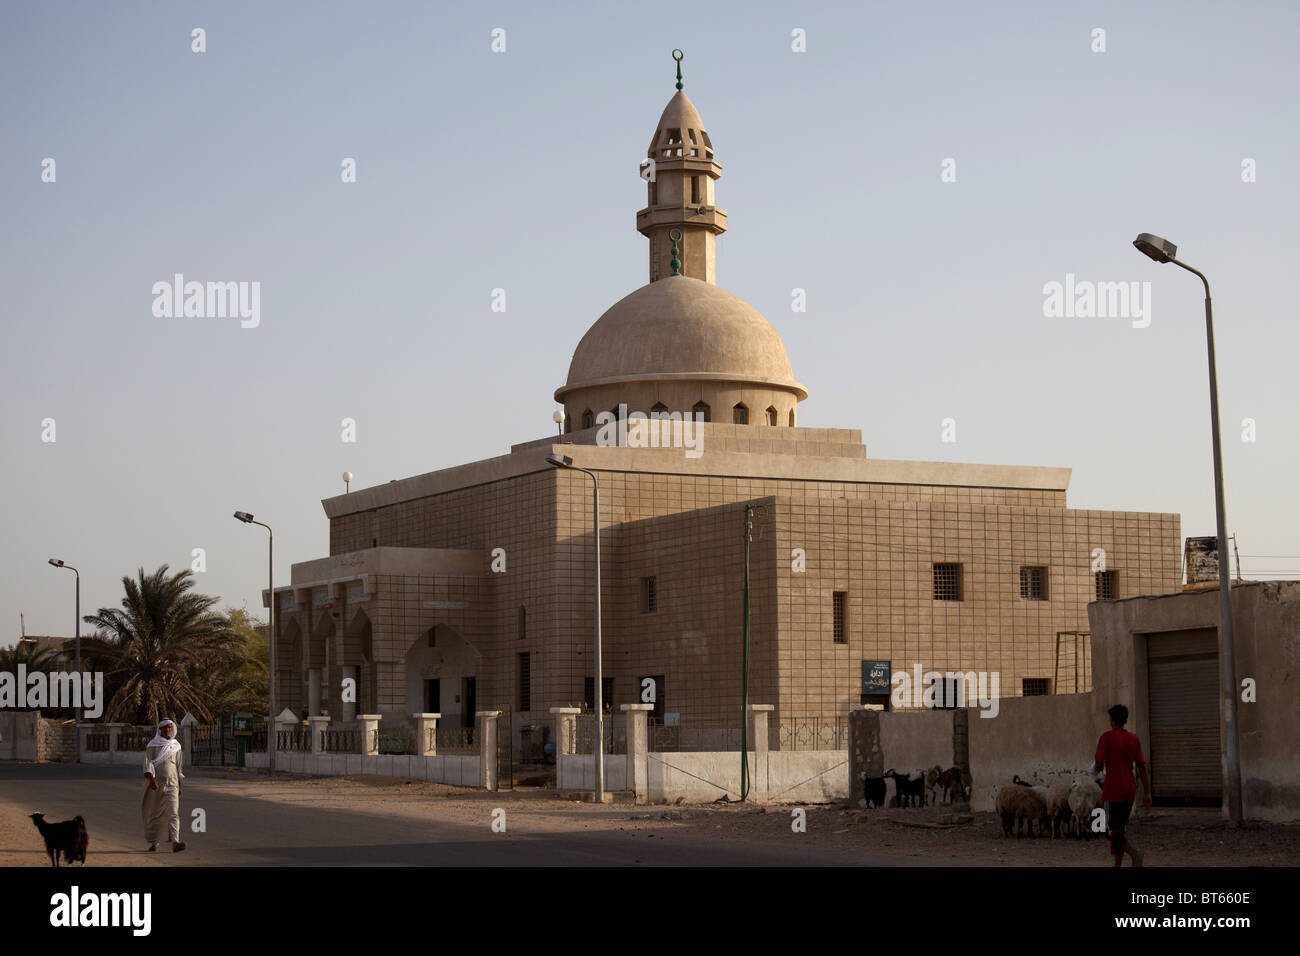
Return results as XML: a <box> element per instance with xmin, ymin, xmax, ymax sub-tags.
<box><xmin>404</xmin><ymin>624</ymin><xmax>480</xmax><ymax>731</ymax></box>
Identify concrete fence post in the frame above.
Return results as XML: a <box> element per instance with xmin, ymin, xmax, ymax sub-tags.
<box><xmin>307</xmin><ymin>715</ymin><xmax>331</xmax><ymax>755</ymax></box>
<box><xmin>76</xmin><ymin>723</ymin><xmax>93</xmax><ymax>762</ymax></box>
<box><xmin>477</xmin><ymin>711</ymin><xmax>501</xmax><ymax>790</ymax></box>
<box><xmin>621</xmin><ymin>703</ymin><xmax>652</xmax><ymax>804</ymax></box>
<box><xmin>747</xmin><ymin>705</ymin><xmax>774</xmax><ymax>801</ymax></box>
<box><xmin>358</xmin><ymin>715</ymin><xmax>381</xmax><ymax>756</ymax></box>
<box><xmin>412</xmin><ymin>713</ymin><xmax>441</xmax><ymax>757</ymax></box>
<box><xmin>106</xmin><ymin>722</ymin><xmax>126</xmax><ymax>763</ymax></box>
<box><xmin>550</xmin><ymin>707</ymin><xmax>580</xmax><ymax>790</ymax></box>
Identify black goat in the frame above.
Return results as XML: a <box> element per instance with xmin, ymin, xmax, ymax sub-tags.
<box><xmin>29</xmin><ymin>812</ymin><xmax>88</xmax><ymax>867</ymax></box>
<box><xmin>861</xmin><ymin>774</ymin><xmax>886</xmax><ymax>809</ymax></box>
<box><xmin>883</xmin><ymin>768</ymin><xmax>926</xmax><ymax>808</ymax></box>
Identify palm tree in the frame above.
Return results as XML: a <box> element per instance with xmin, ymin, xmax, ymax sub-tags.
<box><xmin>83</xmin><ymin>565</ymin><xmax>243</xmax><ymax>724</ymax></box>
<box><xmin>0</xmin><ymin>639</ymin><xmax>56</xmax><ymax>674</ymax></box>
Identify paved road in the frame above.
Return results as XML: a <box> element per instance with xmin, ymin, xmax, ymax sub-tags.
<box><xmin>0</xmin><ymin>763</ymin><xmax>937</xmax><ymax>866</ymax></box>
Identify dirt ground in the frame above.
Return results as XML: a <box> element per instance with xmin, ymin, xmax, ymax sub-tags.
<box><xmin>5</xmin><ymin>769</ymin><xmax>1297</xmax><ymax>866</ymax></box>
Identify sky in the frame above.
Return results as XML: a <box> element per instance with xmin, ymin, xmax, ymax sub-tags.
<box><xmin>3</xmin><ymin>0</ymin><xmax>1298</xmax><ymax>640</ymax></box>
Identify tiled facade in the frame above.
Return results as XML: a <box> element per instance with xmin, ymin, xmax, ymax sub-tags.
<box><xmin>271</xmin><ymin>425</ymin><xmax>1181</xmax><ymax>734</ymax></box>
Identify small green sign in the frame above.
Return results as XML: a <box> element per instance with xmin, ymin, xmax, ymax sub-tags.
<box><xmin>232</xmin><ymin>712</ymin><xmax>253</xmax><ymax>736</ymax></box>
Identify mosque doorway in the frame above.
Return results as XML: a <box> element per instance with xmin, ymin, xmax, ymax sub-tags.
<box><xmin>404</xmin><ymin>624</ymin><xmax>479</xmax><ymax>730</ymax></box>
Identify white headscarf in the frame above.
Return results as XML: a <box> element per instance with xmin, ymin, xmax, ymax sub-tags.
<box><xmin>145</xmin><ymin>718</ymin><xmax>182</xmax><ymax>771</ymax></box>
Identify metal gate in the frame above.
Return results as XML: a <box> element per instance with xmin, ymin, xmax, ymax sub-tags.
<box><xmin>495</xmin><ymin>710</ymin><xmax>513</xmax><ymax>791</ymax></box>
<box><xmin>190</xmin><ymin>720</ymin><xmax>240</xmax><ymax>767</ymax></box>
<box><xmin>1147</xmin><ymin>628</ymin><xmax>1221</xmax><ymax>802</ymax></box>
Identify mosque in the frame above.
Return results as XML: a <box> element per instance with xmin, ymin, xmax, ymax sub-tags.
<box><xmin>269</xmin><ymin>54</ymin><xmax>1182</xmax><ymax>749</ymax></box>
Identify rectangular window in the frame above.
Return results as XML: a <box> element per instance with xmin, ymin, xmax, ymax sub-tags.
<box><xmin>518</xmin><ymin>652</ymin><xmax>531</xmax><ymax>712</ymax></box>
<box><xmin>642</xmin><ymin>576</ymin><xmax>657</xmax><ymax>613</ymax></box>
<box><xmin>933</xmin><ymin>563</ymin><xmax>963</xmax><ymax>601</ymax></box>
<box><xmin>649</xmin><ymin>181</ymin><xmax>657</xmax><ymax>205</ymax></box>
<box><xmin>1019</xmin><ymin>566</ymin><xmax>1047</xmax><ymax>600</ymax></box>
<box><xmin>832</xmin><ymin>591</ymin><xmax>847</xmax><ymax>644</ymax></box>
<box><xmin>691</xmin><ymin>175</ymin><xmax>700</xmax><ymax>204</ymax></box>
<box><xmin>930</xmin><ymin>677</ymin><xmax>959</xmax><ymax>709</ymax></box>
<box><xmin>583</xmin><ymin>677</ymin><xmax>615</xmax><ymax>713</ymax></box>
<box><xmin>1095</xmin><ymin>570</ymin><xmax>1118</xmax><ymax>601</ymax></box>
<box><xmin>1023</xmin><ymin>678</ymin><xmax>1050</xmax><ymax>696</ymax></box>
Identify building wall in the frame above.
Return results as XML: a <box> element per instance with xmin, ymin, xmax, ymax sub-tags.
<box><xmin>773</xmin><ymin>497</ymin><xmax>1180</xmax><ymax>720</ymax></box>
<box><xmin>311</xmin><ymin>444</ymin><xmax>1176</xmax><ymax>734</ymax></box>
<box><xmin>1089</xmin><ymin>581</ymin><xmax>1300</xmax><ymax>821</ymax></box>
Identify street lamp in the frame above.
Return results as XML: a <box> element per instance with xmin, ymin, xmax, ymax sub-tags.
<box><xmin>234</xmin><ymin>511</ymin><xmax>276</xmax><ymax>773</ymax></box>
<box><xmin>47</xmin><ymin>558</ymin><xmax>81</xmax><ymax>763</ymax></box>
<box><xmin>545</xmin><ymin>452</ymin><xmax>605</xmax><ymax>803</ymax></box>
<box><xmin>1132</xmin><ymin>232</ymin><xmax>1242</xmax><ymax>825</ymax></box>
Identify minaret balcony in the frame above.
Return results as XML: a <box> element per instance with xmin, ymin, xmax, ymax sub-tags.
<box><xmin>636</xmin><ymin>206</ymin><xmax>728</xmax><ymax>234</ymax></box>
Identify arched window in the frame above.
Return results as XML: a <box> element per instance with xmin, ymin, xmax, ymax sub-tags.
<box><xmin>651</xmin><ymin>402</ymin><xmax>669</xmax><ymax>418</ymax></box>
<box><xmin>692</xmin><ymin>401</ymin><xmax>710</xmax><ymax>423</ymax></box>
<box><xmin>581</xmin><ymin>409</ymin><xmax>593</xmax><ymax>429</ymax></box>
<box><xmin>766</xmin><ymin>406</ymin><xmax>778</xmax><ymax>426</ymax></box>
<box><xmin>788</xmin><ymin>409</ymin><xmax>796</xmax><ymax>427</ymax></box>
<box><xmin>732</xmin><ymin>403</ymin><xmax>748</xmax><ymax>425</ymax></box>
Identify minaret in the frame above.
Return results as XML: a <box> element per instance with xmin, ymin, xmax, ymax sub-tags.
<box><xmin>636</xmin><ymin>51</ymin><xmax>728</xmax><ymax>283</ymax></box>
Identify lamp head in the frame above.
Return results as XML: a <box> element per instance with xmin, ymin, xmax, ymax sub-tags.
<box><xmin>48</xmin><ymin>558</ymin><xmax>63</xmax><ymax>567</ymax></box>
<box><xmin>1133</xmin><ymin>232</ymin><xmax>1177</xmax><ymax>264</ymax></box>
<box><xmin>545</xmin><ymin>453</ymin><xmax>574</xmax><ymax>469</ymax></box>
<box><xmin>233</xmin><ymin>511</ymin><xmax>255</xmax><ymax>523</ymax></box>
<box><xmin>552</xmin><ymin>410</ymin><xmax>565</xmax><ymax>425</ymax></box>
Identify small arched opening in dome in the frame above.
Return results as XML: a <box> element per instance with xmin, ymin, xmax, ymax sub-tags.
<box><xmin>581</xmin><ymin>409</ymin><xmax>594</xmax><ymax>430</ymax></box>
<box><xmin>766</xmin><ymin>406</ymin><xmax>778</xmax><ymax>426</ymax></box>
<box><xmin>692</xmin><ymin>401</ymin><xmax>711</xmax><ymax>423</ymax></box>
<box><xmin>732</xmin><ymin>403</ymin><xmax>748</xmax><ymax>425</ymax></box>
<box><xmin>651</xmin><ymin>402</ymin><xmax>669</xmax><ymax>417</ymax></box>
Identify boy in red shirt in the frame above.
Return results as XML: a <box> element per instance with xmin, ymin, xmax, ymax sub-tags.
<box><xmin>1090</xmin><ymin>704</ymin><xmax>1152</xmax><ymax>867</ymax></box>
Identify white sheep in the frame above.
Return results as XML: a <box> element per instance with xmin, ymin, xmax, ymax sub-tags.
<box><xmin>995</xmin><ymin>783</ymin><xmax>1048</xmax><ymax>838</ymax></box>
<box><xmin>1068</xmin><ymin>776</ymin><xmax>1103</xmax><ymax>840</ymax></box>
<box><xmin>1046</xmin><ymin>779</ymin><xmax>1073</xmax><ymax>837</ymax></box>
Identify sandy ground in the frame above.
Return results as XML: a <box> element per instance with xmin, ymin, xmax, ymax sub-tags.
<box><xmin>5</xmin><ymin>767</ymin><xmax>1298</xmax><ymax>866</ymax></box>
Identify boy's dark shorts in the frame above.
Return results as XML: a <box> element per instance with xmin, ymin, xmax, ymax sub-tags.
<box><xmin>1106</xmin><ymin>800</ymin><xmax>1133</xmax><ymax>853</ymax></box>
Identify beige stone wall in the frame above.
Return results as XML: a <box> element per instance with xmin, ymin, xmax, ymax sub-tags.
<box><xmin>1088</xmin><ymin>581</ymin><xmax>1300</xmax><ymax>821</ymax></box>
<box><xmin>311</xmin><ymin>449</ymin><xmax>1176</xmax><ymax>737</ymax></box>
<box><xmin>774</xmin><ymin>498</ymin><xmax>1182</xmax><ymax>721</ymax></box>
<box><xmin>36</xmin><ymin>717</ymin><xmax>77</xmax><ymax>762</ymax></box>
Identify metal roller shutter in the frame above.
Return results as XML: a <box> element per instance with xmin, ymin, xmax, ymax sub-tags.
<box><xmin>1147</xmin><ymin>629</ymin><xmax>1221</xmax><ymax>801</ymax></box>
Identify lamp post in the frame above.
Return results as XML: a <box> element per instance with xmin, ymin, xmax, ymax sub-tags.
<box><xmin>234</xmin><ymin>511</ymin><xmax>276</xmax><ymax>774</ymax></box>
<box><xmin>47</xmin><ymin>558</ymin><xmax>80</xmax><ymax>763</ymax></box>
<box><xmin>545</xmin><ymin>452</ymin><xmax>604</xmax><ymax>803</ymax></box>
<box><xmin>1132</xmin><ymin>232</ymin><xmax>1241</xmax><ymax>825</ymax></box>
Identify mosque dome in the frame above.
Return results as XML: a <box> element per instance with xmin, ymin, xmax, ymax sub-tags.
<box><xmin>556</xmin><ymin>277</ymin><xmax>806</xmax><ymax>400</ymax></box>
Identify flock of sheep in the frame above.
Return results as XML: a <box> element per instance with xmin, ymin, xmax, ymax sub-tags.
<box><xmin>994</xmin><ymin>771</ymin><xmax>1105</xmax><ymax>839</ymax></box>
<box><xmin>859</xmin><ymin>765</ymin><xmax>1107</xmax><ymax>842</ymax></box>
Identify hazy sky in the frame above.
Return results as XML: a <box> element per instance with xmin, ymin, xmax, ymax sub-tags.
<box><xmin>3</xmin><ymin>0</ymin><xmax>1298</xmax><ymax>640</ymax></box>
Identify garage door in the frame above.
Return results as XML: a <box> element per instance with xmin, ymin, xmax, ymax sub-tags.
<box><xmin>1147</xmin><ymin>628</ymin><xmax>1221</xmax><ymax>802</ymax></box>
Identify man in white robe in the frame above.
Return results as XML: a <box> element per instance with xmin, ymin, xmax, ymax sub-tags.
<box><xmin>142</xmin><ymin>718</ymin><xmax>186</xmax><ymax>852</ymax></box>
